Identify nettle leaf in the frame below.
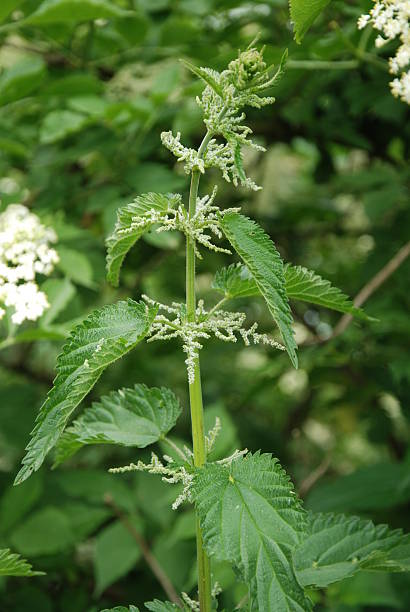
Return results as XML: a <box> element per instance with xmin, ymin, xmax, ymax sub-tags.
<box><xmin>193</xmin><ymin>452</ymin><xmax>311</xmax><ymax>611</ymax></box>
<box><xmin>14</xmin><ymin>300</ymin><xmax>157</xmax><ymax>486</ymax></box>
<box><xmin>0</xmin><ymin>548</ymin><xmax>44</xmax><ymax>577</ymax></box>
<box><xmin>212</xmin><ymin>263</ymin><xmax>262</xmax><ymax>299</ymax></box>
<box><xmin>220</xmin><ymin>214</ymin><xmax>298</xmax><ymax>368</ymax></box>
<box><xmin>106</xmin><ymin>192</ymin><xmax>181</xmax><ymax>286</ymax></box>
<box><xmin>144</xmin><ymin>601</ymin><xmax>180</xmax><ymax>611</ymax></box>
<box><xmin>294</xmin><ymin>513</ymin><xmax>410</xmax><ymax>589</ymax></box>
<box><xmin>180</xmin><ymin>59</ymin><xmax>223</xmax><ymax>97</ymax></box>
<box><xmin>289</xmin><ymin>0</ymin><xmax>331</xmax><ymax>43</ymax></box>
<box><xmin>100</xmin><ymin>606</ymin><xmax>139</xmax><ymax>612</ymax></box>
<box><xmin>212</xmin><ymin>262</ymin><xmax>369</xmax><ymax>320</ymax></box>
<box><xmin>284</xmin><ymin>264</ymin><xmax>370</xmax><ymax>319</ymax></box>
<box><xmin>54</xmin><ymin>384</ymin><xmax>182</xmax><ymax>465</ymax></box>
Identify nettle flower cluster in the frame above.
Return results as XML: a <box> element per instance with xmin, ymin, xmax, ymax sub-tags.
<box><xmin>161</xmin><ymin>44</ymin><xmax>286</xmax><ymax>190</ymax></box>
<box><xmin>143</xmin><ymin>295</ymin><xmax>285</xmax><ymax>384</ymax></box>
<box><xmin>0</xmin><ymin>204</ymin><xmax>58</xmax><ymax>324</ymax></box>
<box><xmin>358</xmin><ymin>0</ymin><xmax>410</xmax><ymax>104</ymax></box>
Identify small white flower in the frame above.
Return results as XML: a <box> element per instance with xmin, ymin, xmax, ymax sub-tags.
<box><xmin>0</xmin><ymin>204</ymin><xmax>59</xmax><ymax>325</ymax></box>
<box><xmin>358</xmin><ymin>1</ymin><xmax>410</xmax><ymax>104</ymax></box>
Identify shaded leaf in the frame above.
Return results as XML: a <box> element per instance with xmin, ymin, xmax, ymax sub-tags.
<box><xmin>0</xmin><ymin>548</ymin><xmax>44</xmax><ymax>577</ymax></box>
<box><xmin>40</xmin><ymin>277</ymin><xmax>76</xmax><ymax>326</ymax></box>
<box><xmin>25</xmin><ymin>0</ymin><xmax>131</xmax><ymax>25</ymax></box>
<box><xmin>10</xmin><ymin>506</ymin><xmax>74</xmax><ymax>556</ymax></box>
<box><xmin>14</xmin><ymin>299</ymin><xmax>157</xmax><ymax>485</ymax></box>
<box><xmin>106</xmin><ymin>192</ymin><xmax>181</xmax><ymax>286</ymax></box>
<box><xmin>40</xmin><ymin>110</ymin><xmax>88</xmax><ymax>144</ymax></box>
<box><xmin>306</xmin><ymin>462</ymin><xmax>410</xmax><ymax>513</ymax></box>
<box><xmin>0</xmin><ymin>57</ymin><xmax>46</xmax><ymax>106</ymax></box>
<box><xmin>294</xmin><ymin>512</ymin><xmax>410</xmax><ymax>588</ymax></box>
<box><xmin>220</xmin><ymin>214</ymin><xmax>298</xmax><ymax>367</ymax></box>
<box><xmin>193</xmin><ymin>452</ymin><xmax>311</xmax><ymax>611</ymax></box>
<box><xmin>54</xmin><ymin>384</ymin><xmax>182</xmax><ymax>465</ymax></box>
<box><xmin>94</xmin><ymin>519</ymin><xmax>142</xmax><ymax>596</ymax></box>
<box><xmin>57</xmin><ymin>247</ymin><xmax>96</xmax><ymax>289</ymax></box>
<box><xmin>289</xmin><ymin>0</ymin><xmax>331</xmax><ymax>43</ymax></box>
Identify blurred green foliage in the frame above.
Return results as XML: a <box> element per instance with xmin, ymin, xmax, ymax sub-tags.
<box><xmin>0</xmin><ymin>0</ymin><xmax>409</xmax><ymax>610</ymax></box>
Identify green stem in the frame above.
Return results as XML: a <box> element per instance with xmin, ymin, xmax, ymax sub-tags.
<box><xmin>186</xmin><ymin>130</ymin><xmax>214</xmax><ymax>612</ymax></box>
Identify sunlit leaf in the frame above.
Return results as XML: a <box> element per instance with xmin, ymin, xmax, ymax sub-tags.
<box><xmin>0</xmin><ymin>548</ymin><xmax>44</xmax><ymax>577</ymax></box>
<box><xmin>193</xmin><ymin>452</ymin><xmax>311</xmax><ymax>611</ymax></box>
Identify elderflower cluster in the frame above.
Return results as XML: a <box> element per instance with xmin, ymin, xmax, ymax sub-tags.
<box><xmin>109</xmin><ymin>452</ymin><xmax>194</xmax><ymax>510</ymax></box>
<box><xmin>358</xmin><ymin>1</ymin><xmax>410</xmax><ymax>104</ymax></box>
<box><xmin>163</xmin><ymin>44</ymin><xmax>285</xmax><ymax>190</ymax></box>
<box><xmin>143</xmin><ymin>295</ymin><xmax>285</xmax><ymax>384</ymax></box>
<box><xmin>0</xmin><ymin>204</ymin><xmax>59</xmax><ymax>325</ymax></box>
<box><xmin>119</xmin><ymin>187</ymin><xmax>239</xmax><ymax>259</ymax></box>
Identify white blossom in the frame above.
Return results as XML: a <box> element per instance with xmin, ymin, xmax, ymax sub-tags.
<box><xmin>0</xmin><ymin>204</ymin><xmax>59</xmax><ymax>325</ymax></box>
<box><xmin>358</xmin><ymin>1</ymin><xmax>410</xmax><ymax>104</ymax></box>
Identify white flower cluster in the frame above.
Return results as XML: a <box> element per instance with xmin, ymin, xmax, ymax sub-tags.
<box><xmin>0</xmin><ymin>204</ymin><xmax>58</xmax><ymax>325</ymax></box>
<box><xmin>143</xmin><ymin>295</ymin><xmax>285</xmax><ymax>384</ymax></box>
<box><xmin>358</xmin><ymin>1</ymin><xmax>410</xmax><ymax>104</ymax></box>
<box><xmin>109</xmin><ymin>452</ymin><xmax>194</xmax><ymax>510</ymax></box>
<box><xmin>122</xmin><ymin>187</ymin><xmax>239</xmax><ymax>259</ymax></box>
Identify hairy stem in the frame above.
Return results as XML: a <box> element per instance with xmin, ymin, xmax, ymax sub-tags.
<box><xmin>186</xmin><ymin>130</ymin><xmax>214</xmax><ymax>612</ymax></box>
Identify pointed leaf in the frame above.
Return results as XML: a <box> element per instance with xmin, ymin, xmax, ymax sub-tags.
<box><xmin>180</xmin><ymin>59</ymin><xmax>223</xmax><ymax>97</ymax></box>
<box><xmin>106</xmin><ymin>192</ymin><xmax>180</xmax><ymax>286</ymax></box>
<box><xmin>193</xmin><ymin>452</ymin><xmax>311</xmax><ymax>611</ymax></box>
<box><xmin>284</xmin><ymin>264</ymin><xmax>370</xmax><ymax>320</ymax></box>
<box><xmin>54</xmin><ymin>384</ymin><xmax>182</xmax><ymax>465</ymax></box>
<box><xmin>14</xmin><ymin>299</ymin><xmax>157</xmax><ymax>485</ymax></box>
<box><xmin>289</xmin><ymin>0</ymin><xmax>331</xmax><ymax>44</ymax></box>
<box><xmin>294</xmin><ymin>512</ymin><xmax>410</xmax><ymax>588</ymax></box>
<box><xmin>212</xmin><ymin>262</ymin><xmax>370</xmax><ymax>320</ymax></box>
<box><xmin>220</xmin><ymin>214</ymin><xmax>298</xmax><ymax>367</ymax></box>
<box><xmin>0</xmin><ymin>548</ymin><xmax>44</xmax><ymax>577</ymax></box>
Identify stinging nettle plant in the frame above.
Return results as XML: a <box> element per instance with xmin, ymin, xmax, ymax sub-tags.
<box><xmin>14</xmin><ymin>43</ymin><xmax>410</xmax><ymax>611</ymax></box>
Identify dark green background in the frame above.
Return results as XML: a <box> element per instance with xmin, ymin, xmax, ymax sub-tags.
<box><xmin>0</xmin><ymin>0</ymin><xmax>409</xmax><ymax>610</ymax></box>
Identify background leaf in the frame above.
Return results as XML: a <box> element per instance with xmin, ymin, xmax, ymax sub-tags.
<box><xmin>289</xmin><ymin>0</ymin><xmax>331</xmax><ymax>43</ymax></box>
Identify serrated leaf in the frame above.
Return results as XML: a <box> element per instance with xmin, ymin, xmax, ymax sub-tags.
<box><xmin>220</xmin><ymin>214</ymin><xmax>298</xmax><ymax>368</ymax></box>
<box><xmin>25</xmin><ymin>0</ymin><xmax>132</xmax><ymax>25</ymax></box>
<box><xmin>54</xmin><ymin>384</ymin><xmax>182</xmax><ymax>465</ymax></box>
<box><xmin>284</xmin><ymin>264</ymin><xmax>370</xmax><ymax>320</ymax></box>
<box><xmin>0</xmin><ymin>548</ymin><xmax>44</xmax><ymax>577</ymax></box>
<box><xmin>294</xmin><ymin>512</ymin><xmax>410</xmax><ymax>588</ymax></box>
<box><xmin>193</xmin><ymin>452</ymin><xmax>311</xmax><ymax>611</ymax></box>
<box><xmin>144</xmin><ymin>601</ymin><xmax>180</xmax><ymax>611</ymax></box>
<box><xmin>289</xmin><ymin>0</ymin><xmax>331</xmax><ymax>44</ymax></box>
<box><xmin>106</xmin><ymin>192</ymin><xmax>180</xmax><ymax>286</ymax></box>
<box><xmin>212</xmin><ymin>263</ymin><xmax>261</xmax><ymax>299</ymax></box>
<box><xmin>212</xmin><ymin>262</ymin><xmax>370</xmax><ymax>320</ymax></box>
<box><xmin>180</xmin><ymin>59</ymin><xmax>223</xmax><ymax>97</ymax></box>
<box><xmin>14</xmin><ymin>299</ymin><xmax>157</xmax><ymax>486</ymax></box>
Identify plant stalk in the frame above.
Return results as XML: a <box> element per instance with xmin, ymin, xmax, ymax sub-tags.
<box><xmin>186</xmin><ymin>130</ymin><xmax>214</xmax><ymax>611</ymax></box>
